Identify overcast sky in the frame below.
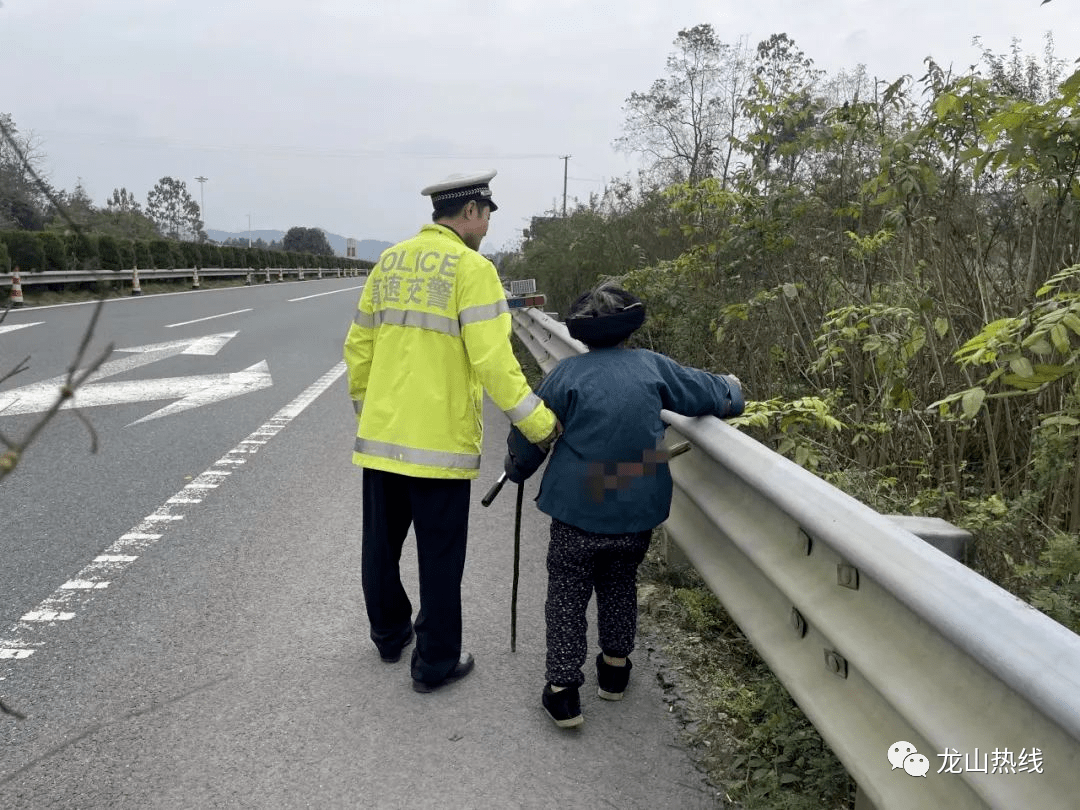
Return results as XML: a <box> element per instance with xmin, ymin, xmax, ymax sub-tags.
<box><xmin>1</xmin><ymin>1</ymin><xmax>1074</xmax><ymax>253</ymax></box>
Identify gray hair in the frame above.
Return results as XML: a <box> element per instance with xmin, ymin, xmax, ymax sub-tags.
<box><xmin>569</xmin><ymin>279</ymin><xmax>637</xmax><ymax>318</ymax></box>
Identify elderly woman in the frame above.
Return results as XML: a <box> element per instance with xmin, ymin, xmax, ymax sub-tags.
<box><xmin>504</xmin><ymin>281</ymin><xmax>744</xmax><ymax>728</ymax></box>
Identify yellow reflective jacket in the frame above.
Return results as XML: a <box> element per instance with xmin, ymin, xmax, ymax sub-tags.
<box><xmin>343</xmin><ymin>223</ymin><xmax>556</xmax><ymax>479</ymax></box>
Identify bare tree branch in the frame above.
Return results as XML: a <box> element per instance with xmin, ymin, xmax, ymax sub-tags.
<box><xmin>1</xmin><ymin>114</ymin><xmax>117</xmax><ymax>720</ymax></box>
<box><xmin>0</xmin><ymin>697</ymin><xmax>26</xmax><ymax>720</ymax></box>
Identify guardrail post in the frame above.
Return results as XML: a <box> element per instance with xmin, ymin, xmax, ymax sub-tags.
<box><xmin>884</xmin><ymin>515</ymin><xmax>972</xmax><ymax>563</ymax></box>
<box><xmin>853</xmin><ymin>788</ymin><xmax>878</xmax><ymax>810</ymax></box>
<box><xmin>264</xmin><ymin>268</ymin><xmax>270</xmax><ymax>284</ymax></box>
<box><xmin>658</xmin><ymin>525</ymin><xmax>692</xmax><ymax>572</ymax></box>
<box><xmin>278</xmin><ymin>267</ymin><xmax>284</xmax><ymax>283</ymax></box>
<box><xmin>191</xmin><ymin>267</ymin><xmax>200</xmax><ymax>289</ymax></box>
<box><xmin>131</xmin><ymin>265</ymin><xmax>142</xmax><ymax>296</ymax></box>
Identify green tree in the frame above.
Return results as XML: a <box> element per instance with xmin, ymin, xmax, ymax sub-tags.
<box><xmin>975</xmin><ymin>33</ymin><xmax>1065</xmax><ymax>103</ymax></box>
<box><xmin>64</xmin><ymin>231</ymin><xmax>98</xmax><ymax>272</ymax></box>
<box><xmin>146</xmin><ymin>177</ymin><xmax>203</xmax><ymax>241</ymax></box>
<box><xmin>614</xmin><ymin>24</ymin><xmax>750</xmax><ymax>185</ymax></box>
<box><xmin>96</xmin><ymin>187</ymin><xmax>159</xmax><ymax>240</ymax></box>
<box><xmin>117</xmin><ymin>238</ymin><xmax>135</xmax><ymax>270</ymax></box>
<box><xmin>47</xmin><ymin>181</ymin><xmax>96</xmax><ymax>230</ymax></box>
<box><xmin>98</xmin><ymin>234</ymin><xmax>122</xmax><ymax>272</ymax></box>
<box><xmin>200</xmin><ymin>243</ymin><xmax>222</xmax><ymax>268</ymax></box>
<box><xmin>0</xmin><ymin>113</ymin><xmax>49</xmax><ymax>231</ymax></box>
<box><xmin>282</xmin><ymin>226</ymin><xmax>334</xmax><ymax>256</ymax></box>
<box><xmin>179</xmin><ymin>241</ymin><xmax>200</xmax><ymax>269</ymax></box>
<box><xmin>150</xmin><ymin>238</ymin><xmax>176</xmax><ymax>269</ymax></box>
<box><xmin>37</xmin><ymin>231</ymin><xmax>66</xmax><ymax>272</ymax></box>
<box><xmin>738</xmin><ymin>33</ymin><xmax>825</xmax><ymax>191</ymax></box>
<box><xmin>0</xmin><ymin>231</ymin><xmax>44</xmax><ymax>272</ymax></box>
<box><xmin>134</xmin><ymin>239</ymin><xmax>153</xmax><ymax>269</ymax></box>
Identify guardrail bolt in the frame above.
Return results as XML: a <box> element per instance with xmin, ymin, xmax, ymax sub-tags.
<box><xmin>790</xmin><ymin>607</ymin><xmax>807</xmax><ymax>638</ymax></box>
<box><xmin>824</xmin><ymin>649</ymin><xmax>848</xmax><ymax>679</ymax></box>
<box><xmin>837</xmin><ymin>564</ymin><xmax>860</xmax><ymax>590</ymax></box>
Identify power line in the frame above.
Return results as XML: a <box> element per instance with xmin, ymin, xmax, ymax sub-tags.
<box><xmin>39</xmin><ymin>130</ymin><xmax>564</xmax><ymax>161</ymax></box>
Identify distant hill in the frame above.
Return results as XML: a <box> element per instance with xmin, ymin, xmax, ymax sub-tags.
<box><xmin>206</xmin><ymin>228</ymin><xmax>392</xmax><ymax>262</ymax></box>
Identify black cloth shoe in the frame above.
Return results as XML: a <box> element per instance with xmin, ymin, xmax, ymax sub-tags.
<box><xmin>596</xmin><ymin>653</ymin><xmax>632</xmax><ymax>700</ymax></box>
<box><xmin>411</xmin><ymin>652</ymin><xmax>475</xmax><ymax>693</ymax></box>
<box><xmin>543</xmin><ymin>684</ymin><xmax>583</xmax><ymax>728</ymax></box>
<box><xmin>379</xmin><ymin>626</ymin><xmax>415</xmax><ymax>664</ymax></box>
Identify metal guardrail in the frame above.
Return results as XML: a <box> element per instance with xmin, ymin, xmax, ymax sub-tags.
<box><xmin>0</xmin><ymin>267</ymin><xmax>367</xmax><ymax>289</ymax></box>
<box><xmin>510</xmin><ymin>306</ymin><xmax>1080</xmax><ymax>810</ymax></box>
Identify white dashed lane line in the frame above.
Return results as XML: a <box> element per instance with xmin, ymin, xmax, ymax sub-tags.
<box><xmin>164</xmin><ymin>309</ymin><xmax>253</xmax><ymax>328</ymax></box>
<box><xmin>0</xmin><ymin>361</ymin><xmax>347</xmax><ymax>671</ymax></box>
<box><xmin>0</xmin><ymin>322</ymin><xmax>44</xmax><ymax>336</ymax></box>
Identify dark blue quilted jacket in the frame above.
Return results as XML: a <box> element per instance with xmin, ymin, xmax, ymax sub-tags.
<box><xmin>505</xmin><ymin>347</ymin><xmax>743</xmax><ymax>533</ymax></box>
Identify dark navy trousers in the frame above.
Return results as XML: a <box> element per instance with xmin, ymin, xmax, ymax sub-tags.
<box><xmin>545</xmin><ymin>517</ymin><xmax>652</xmax><ymax>687</ymax></box>
<box><xmin>361</xmin><ymin>468</ymin><xmax>470</xmax><ymax>684</ymax></box>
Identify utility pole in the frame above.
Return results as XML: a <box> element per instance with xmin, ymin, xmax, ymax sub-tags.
<box><xmin>247</xmin><ymin>214</ymin><xmax>252</xmax><ymax>248</ymax></box>
<box><xmin>195</xmin><ymin>176</ymin><xmax>207</xmax><ymax>242</ymax></box>
<box><xmin>560</xmin><ymin>155</ymin><xmax>571</xmax><ymax>217</ymax></box>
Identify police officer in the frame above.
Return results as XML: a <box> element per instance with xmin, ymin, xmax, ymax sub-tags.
<box><xmin>344</xmin><ymin>170</ymin><xmax>559</xmax><ymax>692</ymax></box>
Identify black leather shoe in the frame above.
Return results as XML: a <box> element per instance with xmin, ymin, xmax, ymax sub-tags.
<box><xmin>411</xmin><ymin>652</ymin><xmax>475</xmax><ymax>693</ymax></box>
<box><xmin>379</xmin><ymin>627</ymin><xmax>414</xmax><ymax>664</ymax></box>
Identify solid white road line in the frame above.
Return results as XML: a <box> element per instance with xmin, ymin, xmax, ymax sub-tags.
<box><xmin>0</xmin><ymin>360</ymin><xmax>347</xmax><ymax>671</ymax></box>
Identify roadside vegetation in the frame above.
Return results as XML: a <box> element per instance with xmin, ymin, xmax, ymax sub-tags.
<box><xmin>1</xmin><ymin>113</ymin><xmax>370</xmax><ymax>281</ymax></box>
<box><xmin>508</xmin><ymin>24</ymin><xmax>1079</xmax><ymax>808</ymax></box>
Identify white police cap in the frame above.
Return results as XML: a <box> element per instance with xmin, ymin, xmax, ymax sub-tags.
<box><xmin>421</xmin><ymin>169</ymin><xmax>499</xmax><ymax>212</ymax></box>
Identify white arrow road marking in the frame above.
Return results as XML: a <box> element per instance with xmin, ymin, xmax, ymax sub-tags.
<box><xmin>0</xmin><ymin>332</ymin><xmax>266</xmax><ymax>423</ymax></box>
<box><xmin>117</xmin><ymin>331</ymin><xmax>237</xmax><ymax>357</ymax></box>
<box><xmin>0</xmin><ymin>331</ymin><xmax>237</xmax><ymax>400</ymax></box>
<box><xmin>0</xmin><ymin>361</ymin><xmax>272</xmax><ymax>424</ymax></box>
<box><xmin>0</xmin><ymin>361</ymin><xmax>346</xmax><ymax>666</ymax></box>
<box><xmin>0</xmin><ymin>322</ymin><xmax>44</xmax><ymax>335</ymax></box>
<box><xmin>122</xmin><ymin>362</ymin><xmax>271</xmax><ymax>424</ymax></box>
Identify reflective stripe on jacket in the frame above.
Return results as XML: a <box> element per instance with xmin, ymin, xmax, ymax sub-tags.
<box><xmin>343</xmin><ymin>223</ymin><xmax>556</xmax><ymax>479</ymax></box>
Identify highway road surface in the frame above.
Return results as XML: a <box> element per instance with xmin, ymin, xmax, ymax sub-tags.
<box><xmin>0</xmin><ymin>278</ymin><xmax>718</xmax><ymax>809</ymax></box>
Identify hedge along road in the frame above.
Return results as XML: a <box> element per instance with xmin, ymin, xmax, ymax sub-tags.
<box><xmin>0</xmin><ymin>278</ymin><xmax>716</xmax><ymax>808</ymax></box>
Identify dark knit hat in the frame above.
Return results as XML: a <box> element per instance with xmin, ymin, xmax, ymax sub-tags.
<box><xmin>566</xmin><ymin>286</ymin><xmax>646</xmax><ymax>348</ymax></box>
